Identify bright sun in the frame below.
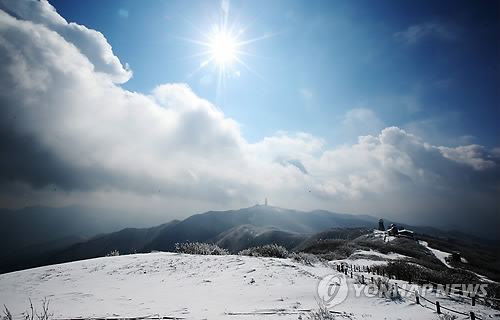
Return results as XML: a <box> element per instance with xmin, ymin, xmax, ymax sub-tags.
<box><xmin>210</xmin><ymin>32</ymin><xmax>237</xmax><ymax>66</ymax></box>
<box><xmin>181</xmin><ymin>1</ymin><xmax>272</xmax><ymax>96</ymax></box>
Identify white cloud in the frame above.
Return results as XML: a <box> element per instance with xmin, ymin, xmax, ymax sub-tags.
<box><xmin>0</xmin><ymin>7</ymin><xmax>247</xmax><ymax>204</ymax></box>
<box><xmin>394</xmin><ymin>21</ymin><xmax>457</xmax><ymax>46</ymax></box>
<box><xmin>0</xmin><ymin>2</ymin><xmax>497</xmax><ymax>238</ymax></box>
<box><xmin>439</xmin><ymin>145</ymin><xmax>496</xmax><ymax>170</ymax></box>
<box><xmin>0</xmin><ymin>0</ymin><xmax>132</xmax><ymax>83</ymax></box>
<box><xmin>250</xmin><ymin>131</ymin><xmax>324</xmax><ymax>159</ymax></box>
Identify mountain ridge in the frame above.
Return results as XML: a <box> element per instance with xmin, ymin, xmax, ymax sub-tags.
<box><xmin>1</xmin><ymin>204</ymin><xmax>496</xmax><ymax>274</ymax></box>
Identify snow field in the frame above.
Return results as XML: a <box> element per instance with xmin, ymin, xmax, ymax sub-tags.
<box><xmin>1</xmin><ymin>252</ymin><xmax>499</xmax><ymax>319</ymax></box>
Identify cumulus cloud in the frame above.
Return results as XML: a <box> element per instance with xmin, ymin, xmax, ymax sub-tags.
<box><xmin>0</xmin><ymin>1</ymin><xmax>497</xmax><ymax>238</ymax></box>
<box><xmin>439</xmin><ymin>145</ymin><xmax>497</xmax><ymax>171</ymax></box>
<box><xmin>0</xmin><ymin>0</ymin><xmax>132</xmax><ymax>83</ymax></box>
<box><xmin>0</xmin><ymin>6</ymin><xmax>248</xmax><ymax>204</ymax></box>
<box><xmin>394</xmin><ymin>21</ymin><xmax>457</xmax><ymax>46</ymax></box>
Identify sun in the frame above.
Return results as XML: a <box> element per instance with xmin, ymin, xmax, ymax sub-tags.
<box><xmin>210</xmin><ymin>31</ymin><xmax>237</xmax><ymax>66</ymax></box>
<box><xmin>180</xmin><ymin>1</ymin><xmax>273</xmax><ymax>97</ymax></box>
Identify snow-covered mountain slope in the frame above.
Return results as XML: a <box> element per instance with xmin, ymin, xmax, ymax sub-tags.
<box><xmin>418</xmin><ymin>240</ymin><xmax>452</xmax><ymax>268</ymax></box>
<box><xmin>1</xmin><ymin>252</ymin><xmax>498</xmax><ymax>319</ymax></box>
<box><xmin>329</xmin><ymin>249</ymin><xmax>409</xmax><ymax>268</ymax></box>
<box><xmin>212</xmin><ymin>224</ymin><xmax>308</xmax><ymax>253</ymax></box>
<box><xmin>418</xmin><ymin>240</ymin><xmax>497</xmax><ymax>284</ymax></box>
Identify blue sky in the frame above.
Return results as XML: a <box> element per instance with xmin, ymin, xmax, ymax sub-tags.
<box><xmin>50</xmin><ymin>0</ymin><xmax>499</xmax><ymax>147</ymax></box>
<box><xmin>0</xmin><ymin>0</ymin><xmax>498</xmax><ymax>238</ymax></box>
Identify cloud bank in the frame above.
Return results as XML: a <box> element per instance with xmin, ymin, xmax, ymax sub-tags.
<box><xmin>0</xmin><ymin>1</ymin><xmax>497</xmax><ymax>239</ymax></box>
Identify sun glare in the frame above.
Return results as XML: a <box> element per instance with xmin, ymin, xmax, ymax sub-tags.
<box><xmin>181</xmin><ymin>1</ymin><xmax>273</xmax><ymax>98</ymax></box>
<box><xmin>211</xmin><ymin>32</ymin><xmax>237</xmax><ymax>66</ymax></box>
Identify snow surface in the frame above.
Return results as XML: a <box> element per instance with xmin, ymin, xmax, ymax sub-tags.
<box><xmin>1</xmin><ymin>252</ymin><xmax>498</xmax><ymax>320</ymax></box>
<box><xmin>372</xmin><ymin>229</ymin><xmax>396</xmax><ymax>242</ymax></box>
<box><xmin>418</xmin><ymin>240</ymin><xmax>452</xmax><ymax>268</ymax></box>
<box><xmin>329</xmin><ymin>249</ymin><xmax>408</xmax><ymax>268</ymax></box>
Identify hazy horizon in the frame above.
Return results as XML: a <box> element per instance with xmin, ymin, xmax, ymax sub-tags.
<box><xmin>0</xmin><ymin>0</ymin><xmax>498</xmax><ymax>241</ymax></box>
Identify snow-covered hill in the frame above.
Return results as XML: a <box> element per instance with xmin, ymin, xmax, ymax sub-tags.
<box><xmin>1</xmin><ymin>252</ymin><xmax>498</xmax><ymax>319</ymax></box>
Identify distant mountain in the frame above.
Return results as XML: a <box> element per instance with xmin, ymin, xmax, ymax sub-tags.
<box><xmin>2</xmin><ymin>204</ymin><xmax>496</xmax><ymax>274</ymax></box>
<box><xmin>0</xmin><ymin>235</ymin><xmax>86</xmax><ymax>273</ymax></box>
<box><xmin>143</xmin><ymin>205</ymin><xmax>378</xmax><ymax>252</ymax></box>
<box><xmin>44</xmin><ymin>205</ymin><xmax>380</xmax><ymax>265</ymax></box>
<box><xmin>0</xmin><ymin>206</ymin><xmax>167</xmax><ymax>254</ymax></box>
<box><xmin>0</xmin><ymin>205</ymin><xmax>169</xmax><ymax>273</ymax></box>
<box><xmin>49</xmin><ymin>220</ymin><xmax>180</xmax><ymax>264</ymax></box>
<box><xmin>211</xmin><ymin>224</ymin><xmax>308</xmax><ymax>252</ymax></box>
<box><xmin>211</xmin><ymin>224</ymin><xmax>277</xmax><ymax>252</ymax></box>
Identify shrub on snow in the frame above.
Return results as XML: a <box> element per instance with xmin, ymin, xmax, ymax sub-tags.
<box><xmin>3</xmin><ymin>298</ymin><xmax>52</xmax><ymax>320</ymax></box>
<box><xmin>238</xmin><ymin>244</ymin><xmax>289</xmax><ymax>258</ymax></box>
<box><xmin>105</xmin><ymin>249</ymin><xmax>120</xmax><ymax>257</ymax></box>
<box><xmin>309</xmin><ymin>298</ymin><xmax>336</xmax><ymax>320</ymax></box>
<box><xmin>289</xmin><ymin>252</ymin><xmax>319</xmax><ymax>265</ymax></box>
<box><xmin>174</xmin><ymin>242</ymin><xmax>228</xmax><ymax>255</ymax></box>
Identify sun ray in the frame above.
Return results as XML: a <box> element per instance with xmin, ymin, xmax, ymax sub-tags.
<box><xmin>180</xmin><ymin>50</ymin><xmax>213</xmax><ymax>61</ymax></box>
<box><xmin>233</xmin><ymin>55</ymin><xmax>271</xmax><ymax>86</ymax></box>
<box><xmin>234</xmin><ymin>33</ymin><xmax>275</xmax><ymax>47</ymax></box>
<box><xmin>233</xmin><ymin>49</ymin><xmax>270</xmax><ymax>60</ymax></box>
<box><xmin>186</xmin><ymin>56</ymin><xmax>215</xmax><ymax>79</ymax></box>
<box><xmin>179</xmin><ymin>0</ymin><xmax>273</xmax><ymax>99</ymax></box>
<box><xmin>173</xmin><ymin>36</ymin><xmax>212</xmax><ymax>48</ymax></box>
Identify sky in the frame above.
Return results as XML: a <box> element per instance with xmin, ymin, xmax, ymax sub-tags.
<box><xmin>0</xmin><ymin>0</ymin><xmax>498</xmax><ymax>239</ymax></box>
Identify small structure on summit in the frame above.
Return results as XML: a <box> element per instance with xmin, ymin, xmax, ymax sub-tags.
<box><xmin>385</xmin><ymin>224</ymin><xmax>415</xmax><ymax>239</ymax></box>
<box><xmin>264</xmin><ymin>198</ymin><xmax>268</xmax><ymax>206</ymax></box>
<box><xmin>397</xmin><ymin>227</ymin><xmax>415</xmax><ymax>239</ymax></box>
<box><xmin>378</xmin><ymin>219</ymin><xmax>385</xmax><ymax>231</ymax></box>
<box><xmin>387</xmin><ymin>224</ymin><xmax>399</xmax><ymax>236</ymax></box>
